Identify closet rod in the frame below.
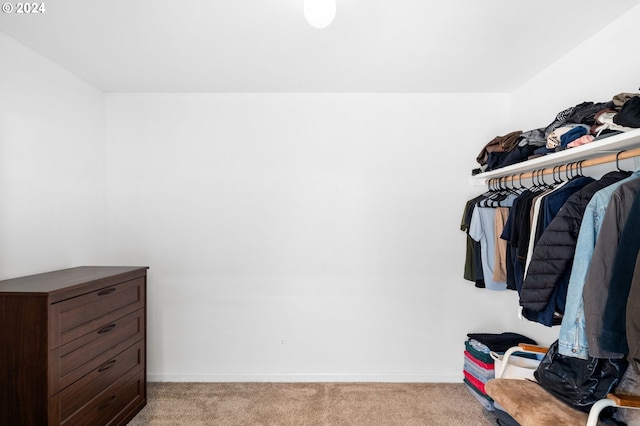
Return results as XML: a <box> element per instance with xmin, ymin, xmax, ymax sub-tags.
<box><xmin>508</xmin><ymin>148</ymin><xmax>640</xmax><ymax>182</ymax></box>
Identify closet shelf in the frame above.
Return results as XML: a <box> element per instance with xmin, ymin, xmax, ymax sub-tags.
<box><xmin>470</xmin><ymin>128</ymin><xmax>640</xmax><ymax>186</ymax></box>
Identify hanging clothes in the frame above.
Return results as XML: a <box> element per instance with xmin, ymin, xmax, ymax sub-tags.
<box><xmin>518</xmin><ymin>172</ymin><xmax>627</xmax><ymax>326</ymax></box>
<box><xmin>583</xmin><ymin>177</ymin><xmax>640</xmax><ymax>359</ymax></box>
<box><xmin>558</xmin><ymin>169</ymin><xmax>640</xmax><ymax>359</ymax></box>
<box><xmin>468</xmin><ymin>195</ymin><xmax>516</xmax><ymax>291</ymax></box>
<box><xmin>502</xmin><ymin>180</ymin><xmax>571</xmax><ymax>323</ymax></box>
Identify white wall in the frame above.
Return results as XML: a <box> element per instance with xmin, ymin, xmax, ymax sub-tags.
<box><xmin>510</xmin><ymin>3</ymin><xmax>640</xmax><ymax>132</ymax></box>
<box><xmin>105</xmin><ymin>93</ymin><xmax>558</xmax><ymax>382</ymax></box>
<box><xmin>0</xmin><ymin>33</ymin><xmax>106</xmax><ymax>279</ymax></box>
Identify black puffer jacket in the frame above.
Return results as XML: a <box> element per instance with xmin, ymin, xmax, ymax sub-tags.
<box><xmin>520</xmin><ymin>171</ymin><xmax>630</xmax><ymax>312</ymax></box>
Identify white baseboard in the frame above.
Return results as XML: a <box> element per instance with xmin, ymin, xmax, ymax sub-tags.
<box><xmin>146</xmin><ymin>372</ymin><xmax>463</xmax><ymax>383</ymax></box>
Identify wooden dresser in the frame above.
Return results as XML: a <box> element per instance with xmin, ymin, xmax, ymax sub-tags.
<box><xmin>0</xmin><ymin>266</ymin><xmax>148</xmax><ymax>425</ymax></box>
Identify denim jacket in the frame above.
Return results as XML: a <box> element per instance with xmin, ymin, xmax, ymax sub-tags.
<box><xmin>558</xmin><ymin>170</ymin><xmax>640</xmax><ymax>359</ymax></box>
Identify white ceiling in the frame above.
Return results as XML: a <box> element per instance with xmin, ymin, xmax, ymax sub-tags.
<box><xmin>1</xmin><ymin>0</ymin><xmax>638</xmax><ymax>93</ymax></box>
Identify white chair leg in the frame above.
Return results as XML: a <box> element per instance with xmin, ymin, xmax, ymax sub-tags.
<box><xmin>586</xmin><ymin>398</ymin><xmax>617</xmax><ymax>426</ymax></box>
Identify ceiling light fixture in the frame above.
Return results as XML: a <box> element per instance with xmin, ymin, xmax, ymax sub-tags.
<box><xmin>303</xmin><ymin>0</ymin><xmax>336</xmax><ymax>29</ymax></box>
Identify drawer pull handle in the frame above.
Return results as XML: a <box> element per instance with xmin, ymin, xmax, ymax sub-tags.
<box><xmin>98</xmin><ymin>288</ymin><xmax>116</xmax><ymax>296</ymax></box>
<box><xmin>98</xmin><ymin>359</ymin><xmax>117</xmax><ymax>373</ymax></box>
<box><xmin>98</xmin><ymin>395</ymin><xmax>116</xmax><ymax>411</ymax></box>
<box><xmin>98</xmin><ymin>323</ymin><xmax>116</xmax><ymax>334</ymax></box>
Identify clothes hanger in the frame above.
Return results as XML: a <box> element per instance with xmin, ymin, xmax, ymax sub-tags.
<box><xmin>540</xmin><ymin>168</ymin><xmax>552</xmax><ymax>188</ymax></box>
<box><xmin>518</xmin><ymin>172</ymin><xmax>527</xmax><ymax>191</ymax></box>
<box><xmin>552</xmin><ymin>165</ymin><xmax>563</xmax><ymax>185</ymax></box>
<box><xmin>556</xmin><ymin>165</ymin><xmax>565</xmax><ymax>183</ymax></box>
<box><xmin>530</xmin><ymin>169</ymin><xmax>538</xmax><ymax>189</ymax></box>
<box><xmin>616</xmin><ymin>150</ymin><xmax>629</xmax><ymax>172</ymax></box>
<box><xmin>485</xmin><ymin>177</ymin><xmax>508</xmax><ymax>207</ymax></box>
<box><xmin>565</xmin><ymin>162</ymin><xmax>574</xmax><ymax>180</ymax></box>
<box><xmin>485</xmin><ymin>178</ymin><xmax>498</xmax><ymax>206</ymax></box>
<box><xmin>575</xmin><ymin>160</ymin><xmax>585</xmax><ymax>177</ymax></box>
<box><xmin>494</xmin><ymin>177</ymin><xmax>506</xmax><ymax>207</ymax></box>
<box><xmin>480</xmin><ymin>178</ymin><xmax>496</xmax><ymax>207</ymax></box>
<box><xmin>532</xmin><ymin>169</ymin><xmax>542</xmax><ymax>190</ymax></box>
<box><xmin>574</xmin><ymin>161</ymin><xmax>583</xmax><ymax>178</ymax></box>
<box><xmin>508</xmin><ymin>174</ymin><xmax>521</xmax><ymax>195</ymax></box>
<box><xmin>532</xmin><ymin>168</ymin><xmax>548</xmax><ymax>191</ymax></box>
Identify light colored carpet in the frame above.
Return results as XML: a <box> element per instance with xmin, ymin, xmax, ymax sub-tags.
<box><xmin>127</xmin><ymin>382</ymin><xmax>497</xmax><ymax>425</ymax></box>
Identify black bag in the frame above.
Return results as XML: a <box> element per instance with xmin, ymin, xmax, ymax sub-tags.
<box><xmin>533</xmin><ymin>340</ymin><xmax>627</xmax><ymax>412</ymax></box>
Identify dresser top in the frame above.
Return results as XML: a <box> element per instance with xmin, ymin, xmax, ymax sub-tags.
<box><xmin>0</xmin><ymin>266</ymin><xmax>148</xmax><ymax>296</ymax></box>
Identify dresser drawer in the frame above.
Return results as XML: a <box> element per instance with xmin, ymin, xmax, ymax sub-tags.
<box><xmin>52</xmin><ymin>277</ymin><xmax>145</xmax><ymax>348</ymax></box>
<box><xmin>60</xmin><ymin>366</ymin><xmax>145</xmax><ymax>426</ymax></box>
<box><xmin>54</xmin><ymin>309</ymin><xmax>145</xmax><ymax>392</ymax></box>
<box><xmin>59</xmin><ymin>341</ymin><xmax>144</xmax><ymax>420</ymax></box>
